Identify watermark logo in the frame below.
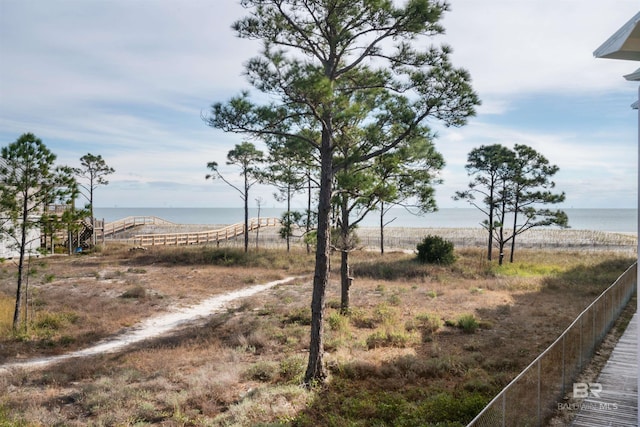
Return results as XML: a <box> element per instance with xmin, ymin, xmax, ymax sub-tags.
<box><xmin>573</xmin><ymin>382</ymin><xmax>602</xmax><ymax>399</ymax></box>
<box><xmin>558</xmin><ymin>382</ymin><xmax>618</xmax><ymax>412</ymax></box>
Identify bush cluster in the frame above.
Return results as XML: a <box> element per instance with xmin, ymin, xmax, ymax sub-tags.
<box><xmin>416</xmin><ymin>235</ymin><xmax>455</xmax><ymax>265</ymax></box>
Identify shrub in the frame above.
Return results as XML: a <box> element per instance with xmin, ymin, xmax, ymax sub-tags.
<box><xmin>120</xmin><ymin>285</ymin><xmax>147</xmax><ymax>299</ymax></box>
<box><xmin>349</xmin><ymin>308</ymin><xmax>377</xmax><ymax>329</ymax></box>
<box><xmin>283</xmin><ymin>307</ymin><xmax>312</xmax><ymax>325</ymax></box>
<box><xmin>416</xmin><ymin>235</ymin><xmax>455</xmax><ymax>265</ymax></box>
<box><xmin>327</xmin><ymin>311</ymin><xmax>349</xmax><ymax>333</ymax></box>
<box><xmin>366</xmin><ymin>331</ymin><xmax>410</xmax><ymax>349</ymax></box>
<box><xmin>34</xmin><ymin>311</ymin><xmax>79</xmax><ymax>330</ymax></box>
<box><xmin>279</xmin><ymin>355</ymin><xmax>306</xmax><ymax>384</ymax></box>
<box><xmin>416</xmin><ymin>313</ymin><xmax>443</xmax><ymax>334</ymax></box>
<box><xmin>457</xmin><ymin>314</ymin><xmax>479</xmax><ymax>334</ymax></box>
<box><xmin>414</xmin><ymin>391</ymin><xmax>488</xmax><ymax>424</ymax></box>
<box><xmin>387</xmin><ymin>293</ymin><xmax>401</xmax><ymax>306</ymax></box>
<box><xmin>326</xmin><ymin>299</ymin><xmax>341</xmax><ymax>310</ymax></box>
<box><xmin>244</xmin><ymin>361</ymin><xmax>278</xmax><ymax>382</ymax></box>
<box><xmin>372</xmin><ymin>303</ymin><xmax>398</xmax><ymax>326</ymax></box>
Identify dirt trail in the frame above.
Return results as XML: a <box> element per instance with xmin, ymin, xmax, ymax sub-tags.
<box><xmin>0</xmin><ymin>276</ymin><xmax>304</xmax><ymax>374</ymax></box>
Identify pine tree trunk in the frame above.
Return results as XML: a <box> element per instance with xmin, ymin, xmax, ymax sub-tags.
<box><xmin>510</xmin><ymin>208</ymin><xmax>519</xmax><ymax>263</ymax></box>
<box><xmin>304</xmin><ymin>127</ymin><xmax>332</xmax><ymax>385</ymax></box>
<box><xmin>487</xmin><ymin>186</ymin><xmax>494</xmax><ymax>261</ymax></box>
<box><xmin>286</xmin><ymin>184</ymin><xmax>291</xmax><ymax>252</ymax></box>
<box><xmin>340</xmin><ymin>197</ymin><xmax>351</xmax><ymax>313</ymax></box>
<box><xmin>89</xmin><ymin>180</ymin><xmax>95</xmax><ymax>247</ymax></box>
<box><xmin>380</xmin><ymin>202</ymin><xmax>385</xmax><ymax>255</ymax></box>
<box><xmin>340</xmin><ymin>250</ymin><xmax>350</xmax><ymax>314</ymax></box>
<box><xmin>13</xmin><ymin>197</ymin><xmax>29</xmax><ymax>331</ymax></box>
<box><xmin>243</xmin><ymin>170</ymin><xmax>249</xmax><ymax>253</ymax></box>
<box><xmin>306</xmin><ymin>175</ymin><xmax>312</xmax><ymax>254</ymax></box>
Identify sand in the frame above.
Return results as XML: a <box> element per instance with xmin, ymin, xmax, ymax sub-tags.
<box><xmin>116</xmin><ymin>224</ymin><xmax>638</xmax><ymax>253</ymax></box>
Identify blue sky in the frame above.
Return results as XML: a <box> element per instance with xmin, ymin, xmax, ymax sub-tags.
<box><xmin>1</xmin><ymin>0</ymin><xmax>639</xmax><ymax>209</ymax></box>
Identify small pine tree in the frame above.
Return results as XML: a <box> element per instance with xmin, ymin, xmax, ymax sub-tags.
<box><xmin>416</xmin><ymin>235</ymin><xmax>455</xmax><ymax>265</ymax></box>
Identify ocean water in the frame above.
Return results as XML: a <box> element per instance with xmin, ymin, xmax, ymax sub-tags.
<box><xmin>93</xmin><ymin>207</ymin><xmax>638</xmax><ymax>233</ymax></box>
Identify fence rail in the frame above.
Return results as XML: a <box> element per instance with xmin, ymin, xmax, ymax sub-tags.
<box><xmin>467</xmin><ymin>262</ymin><xmax>637</xmax><ymax>427</ymax></box>
<box><xmin>132</xmin><ymin>217</ymin><xmax>279</xmax><ymax>247</ymax></box>
<box><xmin>99</xmin><ymin>216</ymin><xmax>176</xmax><ymax>238</ymax></box>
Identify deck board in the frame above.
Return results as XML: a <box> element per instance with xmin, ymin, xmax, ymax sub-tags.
<box><xmin>572</xmin><ymin>312</ymin><xmax>638</xmax><ymax>426</ymax></box>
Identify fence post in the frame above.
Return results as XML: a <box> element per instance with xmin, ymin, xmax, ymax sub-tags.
<box><xmin>579</xmin><ymin>316</ymin><xmax>583</xmax><ymax>370</ymax></box>
<box><xmin>592</xmin><ymin>303</ymin><xmax>596</xmax><ymax>353</ymax></box>
<box><xmin>537</xmin><ymin>359</ymin><xmax>541</xmax><ymax>427</ymax></box>
<box><xmin>561</xmin><ymin>334</ymin><xmax>566</xmax><ymax>396</ymax></box>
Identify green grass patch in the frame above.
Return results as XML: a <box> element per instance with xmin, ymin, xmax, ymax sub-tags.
<box><xmin>457</xmin><ymin>314</ymin><xmax>479</xmax><ymax>334</ymax></box>
<box><xmin>415</xmin><ymin>313</ymin><xmax>443</xmax><ymax>334</ymax></box>
<box><xmin>34</xmin><ymin>311</ymin><xmax>79</xmax><ymax>331</ymax></box>
<box><xmin>494</xmin><ymin>262</ymin><xmax>563</xmax><ymax>277</ymax></box>
<box><xmin>283</xmin><ymin>307</ymin><xmax>312</xmax><ymax>325</ymax></box>
<box><xmin>294</xmin><ymin>378</ymin><xmax>489</xmax><ymax>426</ymax></box>
<box><xmin>327</xmin><ymin>311</ymin><xmax>350</xmax><ymax>334</ymax></box>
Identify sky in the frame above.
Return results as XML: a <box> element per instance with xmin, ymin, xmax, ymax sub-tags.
<box><xmin>1</xmin><ymin>0</ymin><xmax>639</xmax><ymax>210</ymax></box>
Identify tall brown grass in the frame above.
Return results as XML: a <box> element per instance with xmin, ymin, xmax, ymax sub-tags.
<box><xmin>0</xmin><ymin>246</ymin><xmax>634</xmax><ymax>426</ymax></box>
<box><xmin>0</xmin><ymin>294</ymin><xmax>13</xmax><ymax>335</ymax></box>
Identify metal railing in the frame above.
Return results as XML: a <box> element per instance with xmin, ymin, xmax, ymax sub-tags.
<box><xmin>132</xmin><ymin>217</ymin><xmax>279</xmax><ymax>246</ymax></box>
<box><xmin>467</xmin><ymin>262</ymin><xmax>637</xmax><ymax>427</ymax></box>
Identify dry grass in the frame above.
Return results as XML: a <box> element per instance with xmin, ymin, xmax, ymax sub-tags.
<box><xmin>0</xmin><ymin>294</ymin><xmax>13</xmax><ymax>336</ymax></box>
<box><xmin>0</xmin><ymin>243</ymin><xmax>635</xmax><ymax>426</ymax></box>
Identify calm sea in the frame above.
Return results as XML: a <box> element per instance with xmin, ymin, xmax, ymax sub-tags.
<box><xmin>93</xmin><ymin>207</ymin><xmax>638</xmax><ymax>233</ymax></box>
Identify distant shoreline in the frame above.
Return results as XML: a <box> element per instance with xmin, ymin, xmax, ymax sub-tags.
<box><xmin>112</xmin><ymin>223</ymin><xmax>637</xmax><ymax>253</ymax></box>
<box><xmin>356</xmin><ymin>227</ymin><xmax>637</xmax><ymax>252</ymax></box>
<box><xmin>95</xmin><ymin>207</ymin><xmax>638</xmax><ymax>233</ymax></box>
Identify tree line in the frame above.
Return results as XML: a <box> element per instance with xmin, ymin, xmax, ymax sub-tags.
<box><xmin>1</xmin><ymin>0</ymin><xmax>568</xmax><ymax>389</ymax></box>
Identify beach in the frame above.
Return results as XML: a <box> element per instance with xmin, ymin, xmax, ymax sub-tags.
<box><xmin>110</xmin><ymin>223</ymin><xmax>638</xmax><ymax>253</ymax></box>
<box><xmin>356</xmin><ymin>227</ymin><xmax>638</xmax><ymax>253</ymax></box>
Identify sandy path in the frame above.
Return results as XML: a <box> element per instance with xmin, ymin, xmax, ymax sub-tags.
<box><xmin>0</xmin><ymin>276</ymin><xmax>305</xmax><ymax>374</ymax></box>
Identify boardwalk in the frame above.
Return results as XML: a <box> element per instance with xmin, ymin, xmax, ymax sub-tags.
<box><xmin>97</xmin><ymin>216</ymin><xmax>280</xmax><ymax>247</ymax></box>
<box><xmin>572</xmin><ymin>312</ymin><xmax>638</xmax><ymax>426</ymax></box>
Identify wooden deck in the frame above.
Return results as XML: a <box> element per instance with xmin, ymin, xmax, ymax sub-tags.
<box><xmin>572</xmin><ymin>312</ymin><xmax>638</xmax><ymax>426</ymax></box>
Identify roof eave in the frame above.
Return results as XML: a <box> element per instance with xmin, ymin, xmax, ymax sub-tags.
<box><xmin>594</xmin><ymin>11</ymin><xmax>640</xmax><ymax>61</ymax></box>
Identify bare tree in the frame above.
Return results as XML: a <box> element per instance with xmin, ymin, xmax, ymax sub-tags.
<box><xmin>74</xmin><ymin>153</ymin><xmax>115</xmax><ymax>246</ymax></box>
<box><xmin>206</xmin><ymin>142</ymin><xmax>264</xmax><ymax>252</ymax></box>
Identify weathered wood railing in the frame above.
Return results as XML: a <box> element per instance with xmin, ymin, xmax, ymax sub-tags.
<box><xmin>132</xmin><ymin>217</ymin><xmax>280</xmax><ymax>247</ymax></box>
<box><xmin>100</xmin><ymin>216</ymin><xmax>176</xmax><ymax>238</ymax></box>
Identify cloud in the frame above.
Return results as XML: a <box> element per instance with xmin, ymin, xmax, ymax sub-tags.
<box><xmin>441</xmin><ymin>1</ymin><xmax>640</xmax><ymax>97</ymax></box>
<box><xmin>0</xmin><ymin>0</ymin><xmax>638</xmax><ymax>209</ymax></box>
